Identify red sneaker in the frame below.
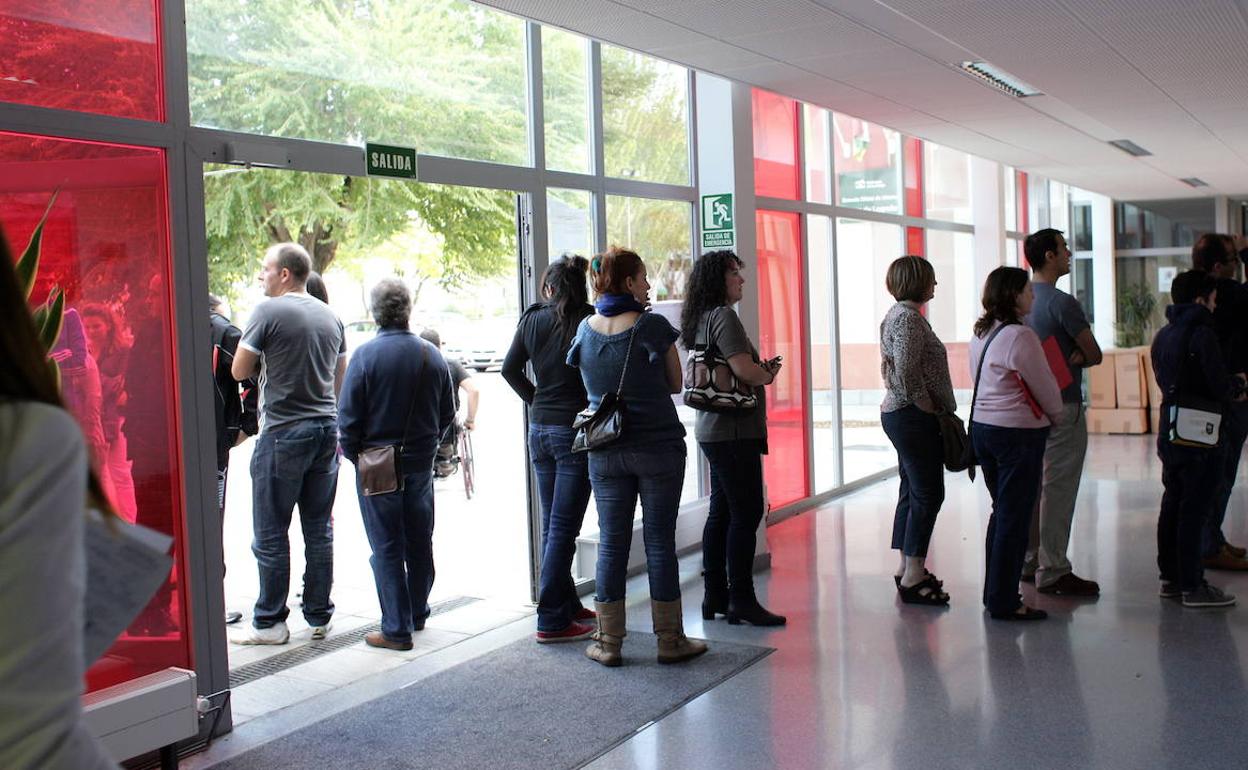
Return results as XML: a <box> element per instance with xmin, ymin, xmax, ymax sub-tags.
<box><xmin>536</xmin><ymin>621</ymin><xmax>595</xmax><ymax>644</ymax></box>
<box><xmin>573</xmin><ymin>607</ymin><xmax>597</xmax><ymax>622</ymax></box>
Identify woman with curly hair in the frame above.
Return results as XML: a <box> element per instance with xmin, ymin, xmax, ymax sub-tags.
<box><xmin>969</xmin><ymin>266</ymin><xmax>1063</xmax><ymax>621</ymax></box>
<box><xmin>679</xmin><ymin>250</ymin><xmax>785</xmax><ymax>626</ymax></box>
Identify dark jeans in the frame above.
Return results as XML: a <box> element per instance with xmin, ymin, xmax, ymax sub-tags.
<box><xmin>250</xmin><ymin>419</ymin><xmax>339</xmax><ymax>629</ymax></box>
<box><xmin>358</xmin><ymin>467</ymin><xmax>435</xmax><ymax>643</ymax></box>
<box><xmin>1159</xmin><ymin>442</ymin><xmax>1222</xmax><ymax>591</ymax></box>
<box><xmin>1206</xmin><ymin>402</ymin><xmax>1248</xmax><ymax>556</ymax></box>
<box><xmin>973</xmin><ymin>422</ymin><xmax>1049</xmax><ymax>615</ymax></box>
<box><xmin>700</xmin><ymin>439</ymin><xmax>765</xmax><ymax>598</ymax></box>
<box><xmin>589</xmin><ymin>440</ymin><xmax>686</xmax><ymax>603</ymax></box>
<box><xmin>881</xmin><ymin>405</ymin><xmax>946</xmax><ymax>558</ymax></box>
<box><xmin>530</xmin><ymin>424</ymin><xmax>591</xmax><ymax>632</ymax></box>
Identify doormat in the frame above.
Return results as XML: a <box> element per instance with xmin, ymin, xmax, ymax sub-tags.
<box><xmin>212</xmin><ymin>631</ymin><xmax>773</xmax><ymax>769</ymax></box>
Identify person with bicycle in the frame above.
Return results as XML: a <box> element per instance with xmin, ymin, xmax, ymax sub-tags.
<box><xmin>503</xmin><ymin>254</ymin><xmax>598</xmax><ymax>643</ymax></box>
<box><xmin>419</xmin><ymin>327</ymin><xmax>479</xmax><ymax>478</ymax></box>
<box><xmin>339</xmin><ymin>279</ymin><xmax>456</xmax><ymax>650</ymax></box>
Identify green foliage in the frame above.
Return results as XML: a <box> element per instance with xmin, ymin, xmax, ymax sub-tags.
<box><xmin>15</xmin><ymin>193</ymin><xmax>66</xmax><ymax>385</ymax></box>
<box><xmin>1116</xmin><ymin>283</ymin><xmax>1158</xmax><ymax>347</ymax></box>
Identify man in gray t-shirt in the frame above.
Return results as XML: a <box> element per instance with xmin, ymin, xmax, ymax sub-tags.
<box><xmin>1023</xmin><ymin>229</ymin><xmax>1104</xmax><ymax>596</ymax></box>
<box><xmin>229</xmin><ymin>243</ymin><xmax>346</xmax><ymax>645</ymax></box>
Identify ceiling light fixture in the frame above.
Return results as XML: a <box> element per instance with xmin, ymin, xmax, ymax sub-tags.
<box><xmin>1179</xmin><ymin>177</ymin><xmax>1210</xmax><ymax>188</ymax></box>
<box><xmin>958</xmin><ymin>61</ymin><xmax>1042</xmax><ymax>98</ymax></box>
<box><xmin>1109</xmin><ymin>139</ymin><xmax>1153</xmax><ymax>157</ymax></box>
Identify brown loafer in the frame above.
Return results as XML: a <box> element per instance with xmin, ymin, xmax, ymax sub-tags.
<box><xmin>1037</xmin><ymin>572</ymin><xmax>1100</xmax><ymax>596</ymax></box>
<box><xmin>1203</xmin><ymin>545</ymin><xmax>1248</xmax><ymax>571</ymax></box>
<box><xmin>365</xmin><ymin>631</ymin><xmax>414</xmax><ymax>651</ymax></box>
<box><xmin>1225</xmin><ymin>543</ymin><xmax>1247</xmax><ymax>559</ymax></box>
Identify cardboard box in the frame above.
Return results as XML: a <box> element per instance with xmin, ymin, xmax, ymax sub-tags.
<box><xmin>1088</xmin><ymin>355</ymin><xmax>1118</xmax><ymax>408</ymax></box>
<box><xmin>1114</xmin><ymin>348</ymin><xmax>1149</xmax><ymax>408</ymax></box>
<box><xmin>1141</xmin><ymin>348</ymin><xmax>1162</xmax><ymax>409</ymax></box>
<box><xmin>1087</xmin><ymin>407</ymin><xmax>1149</xmax><ymax>434</ymax></box>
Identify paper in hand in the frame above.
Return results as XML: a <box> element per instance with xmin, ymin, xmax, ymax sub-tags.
<box><xmin>83</xmin><ymin>510</ymin><xmax>174</xmax><ymax>665</ymax></box>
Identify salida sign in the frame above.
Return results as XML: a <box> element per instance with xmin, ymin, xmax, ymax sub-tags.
<box><xmin>365</xmin><ymin>143</ymin><xmax>417</xmax><ymax>179</ymax></box>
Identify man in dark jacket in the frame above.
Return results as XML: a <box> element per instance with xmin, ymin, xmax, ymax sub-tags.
<box><xmin>1190</xmin><ymin>234</ymin><xmax>1248</xmax><ymax>570</ymax></box>
<box><xmin>338</xmin><ymin>278</ymin><xmax>456</xmax><ymax>651</ymax></box>
<box><xmin>1151</xmin><ymin>270</ymin><xmax>1240</xmax><ymax>608</ymax></box>
<box><xmin>210</xmin><ymin>295</ymin><xmax>258</xmax><ymax>624</ymax></box>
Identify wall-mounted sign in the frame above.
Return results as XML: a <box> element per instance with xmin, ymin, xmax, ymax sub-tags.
<box><xmin>1158</xmin><ymin>265</ymin><xmax>1177</xmax><ymax>293</ymax></box>
<box><xmin>365</xmin><ymin>143</ymin><xmax>417</xmax><ymax>179</ymax></box>
<box><xmin>836</xmin><ymin>167</ymin><xmax>902</xmax><ymax>215</ymax></box>
<box><xmin>701</xmin><ymin>193</ymin><xmax>734</xmax><ymax>248</ymax></box>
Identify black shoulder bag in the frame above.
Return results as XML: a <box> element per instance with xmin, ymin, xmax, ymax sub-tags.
<box><xmin>358</xmin><ymin>341</ymin><xmax>428</xmax><ymax>496</ymax></box>
<box><xmin>571</xmin><ymin>321</ymin><xmax>637</xmax><ymax>453</ymax></box>
<box><xmin>944</xmin><ymin>322</ymin><xmax>1009</xmax><ymax>480</ymax></box>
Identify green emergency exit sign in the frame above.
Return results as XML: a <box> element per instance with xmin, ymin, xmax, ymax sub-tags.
<box><xmin>365</xmin><ymin>143</ymin><xmax>417</xmax><ymax>179</ymax></box>
<box><xmin>701</xmin><ymin>193</ymin><xmax>734</xmax><ymax>248</ymax></box>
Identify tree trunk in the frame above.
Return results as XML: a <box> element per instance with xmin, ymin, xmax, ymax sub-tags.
<box><xmin>296</xmin><ymin>222</ymin><xmax>338</xmax><ymax>274</ymax></box>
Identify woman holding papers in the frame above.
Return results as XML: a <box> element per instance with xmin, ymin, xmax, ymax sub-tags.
<box><xmin>0</xmin><ymin>231</ymin><xmax>119</xmax><ymax>769</ymax></box>
<box><xmin>879</xmin><ymin>256</ymin><xmax>957</xmax><ymax>606</ymax></box>
<box><xmin>968</xmin><ymin>266</ymin><xmax>1063</xmax><ymax>621</ymax></box>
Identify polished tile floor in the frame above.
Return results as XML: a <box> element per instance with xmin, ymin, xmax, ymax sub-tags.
<box><xmin>196</xmin><ymin>434</ymin><xmax>1248</xmax><ymax>769</ymax></box>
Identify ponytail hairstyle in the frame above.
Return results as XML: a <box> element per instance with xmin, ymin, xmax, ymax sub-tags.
<box><xmin>541</xmin><ymin>254</ymin><xmax>591</xmax><ymax>343</ymax></box>
<box><xmin>589</xmin><ymin>246</ymin><xmax>645</xmax><ymax>298</ymax></box>
<box><xmin>0</xmin><ymin>227</ymin><xmax>116</xmax><ymax>518</ymax></box>
<box><xmin>680</xmin><ymin>250</ymin><xmax>743</xmax><ymax>348</ymax></box>
<box><xmin>973</xmin><ymin>266</ymin><xmax>1030</xmax><ymax>338</ymax></box>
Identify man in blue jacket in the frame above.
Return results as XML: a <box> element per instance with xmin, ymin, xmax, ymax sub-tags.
<box><xmin>339</xmin><ymin>278</ymin><xmax>456</xmax><ymax>650</ymax></box>
<box><xmin>1151</xmin><ymin>270</ymin><xmax>1241</xmax><ymax>608</ymax></box>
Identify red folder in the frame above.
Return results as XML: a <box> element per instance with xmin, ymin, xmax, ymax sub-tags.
<box><xmin>1042</xmin><ymin>336</ymin><xmax>1074</xmax><ymax>391</ymax></box>
<box><xmin>1014</xmin><ymin>372</ymin><xmax>1044</xmax><ymax>419</ymax></box>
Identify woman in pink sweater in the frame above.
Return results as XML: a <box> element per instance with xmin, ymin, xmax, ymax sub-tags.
<box><xmin>968</xmin><ymin>267</ymin><xmax>1063</xmax><ymax>621</ymax></box>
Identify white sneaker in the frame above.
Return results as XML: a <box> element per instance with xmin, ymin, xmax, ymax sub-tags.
<box><xmin>229</xmin><ymin>622</ymin><xmax>290</xmax><ymax>645</ymax></box>
<box><xmin>310</xmin><ymin>623</ymin><xmax>332</xmax><ymax>641</ymax></box>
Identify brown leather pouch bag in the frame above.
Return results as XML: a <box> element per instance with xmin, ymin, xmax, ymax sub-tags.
<box><xmin>358</xmin><ymin>445</ymin><xmax>401</xmax><ymax>496</ymax></box>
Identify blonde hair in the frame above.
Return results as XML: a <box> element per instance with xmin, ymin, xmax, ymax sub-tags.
<box><xmin>885</xmin><ymin>255</ymin><xmax>935</xmax><ymax>302</ymax></box>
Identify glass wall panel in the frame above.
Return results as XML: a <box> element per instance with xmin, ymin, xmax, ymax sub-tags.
<box><xmin>1114</xmin><ymin>198</ymin><xmax>1213</xmax><ymax>250</ymax></box>
<box><xmin>752</xmin><ymin>89</ymin><xmax>799</xmax><ymax>200</ymax></box>
<box><xmin>925</xmin><ymin>230</ymin><xmax>976</xmax><ymax>405</ymax></box>
<box><xmin>1016</xmin><ymin>170</ymin><xmax>1030</xmax><ymax>233</ymax></box>
<box><xmin>606</xmin><ymin>195</ymin><xmax>698</xmax><ymax>501</ymax></box>
<box><xmin>1071</xmin><ymin>202</ymin><xmax>1093</xmax><ymax>251</ymax></box>
<box><xmin>1028</xmin><ymin>175</ymin><xmax>1050</xmax><ymax>232</ymax></box>
<box><xmin>757</xmin><ymin>210</ymin><xmax>808</xmax><ymax>508</ymax></box>
<box><xmin>0</xmin><ymin>0</ymin><xmax>162</xmax><ymax>120</ymax></box>
<box><xmin>187</xmin><ymin>0</ymin><xmax>529</xmax><ymax>164</ymax></box>
<box><xmin>1004</xmin><ymin>166</ymin><xmax>1017</xmax><ymax>232</ymax></box>
<box><xmin>904</xmin><ymin>137</ymin><xmax>924</xmax><ymax>218</ymax></box>
<box><xmin>833</xmin><ymin>114</ymin><xmax>903</xmax><ymax>215</ymax></box>
<box><xmin>601</xmin><ymin>46</ymin><xmax>689</xmax><ymax>185</ymax></box>
<box><xmin>807</xmin><ymin>214</ymin><xmax>838</xmax><ymax>492</ymax></box>
<box><xmin>924</xmin><ymin>142</ymin><xmax>972</xmax><ymax>224</ymax></box>
<box><xmin>835</xmin><ymin>218</ymin><xmax>902</xmax><ymax>482</ymax></box>
<box><xmin>542</xmin><ymin>28</ymin><xmax>591</xmax><ymax>174</ymax></box>
<box><xmin>0</xmin><ymin>131</ymin><xmax>187</xmax><ymax>692</ymax></box>
<box><xmin>1048</xmin><ymin>181</ymin><xmax>1070</xmax><ymax>233</ymax></box>
<box><xmin>804</xmin><ymin>106</ymin><xmax>831</xmax><ymax>204</ymax></box>
<box><xmin>548</xmin><ymin>188</ymin><xmax>593</xmax><ymax>259</ymax></box>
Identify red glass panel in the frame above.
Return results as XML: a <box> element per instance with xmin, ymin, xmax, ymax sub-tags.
<box><xmin>906</xmin><ymin>227</ymin><xmax>925</xmax><ymax>258</ymax></box>
<box><xmin>1017</xmin><ymin>170</ymin><xmax>1029</xmax><ymax>232</ymax></box>
<box><xmin>752</xmin><ymin>89</ymin><xmax>799</xmax><ymax>200</ymax></box>
<box><xmin>0</xmin><ymin>0</ymin><xmax>163</xmax><ymax>121</ymax></box>
<box><xmin>0</xmin><ymin>131</ymin><xmax>188</xmax><ymax>692</ymax></box>
<box><xmin>903</xmin><ymin>136</ymin><xmax>923</xmax><ymax>218</ymax></box>
<box><xmin>756</xmin><ymin>210</ymin><xmax>808</xmax><ymax>508</ymax></box>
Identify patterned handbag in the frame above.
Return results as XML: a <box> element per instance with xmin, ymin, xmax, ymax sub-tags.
<box><xmin>683</xmin><ymin>312</ymin><xmax>758</xmax><ymax>413</ymax></box>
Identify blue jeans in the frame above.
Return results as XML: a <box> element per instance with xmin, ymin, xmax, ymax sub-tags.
<box><xmin>700</xmin><ymin>439</ymin><xmax>765</xmax><ymax>597</ymax></box>
<box><xmin>357</xmin><ymin>467</ymin><xmax>436</xmax><ymax>643</ymax></box>
<box><xmin>881</xmin><ymin>405</ymin><xmax>946</xmax><ymax>558</ymax></box>
<box><xmin>1160</xmin><ymin>442</ymin><xmax>1221</xmax><ymax>592</ymax></box>
<box><xmin>973</xmin><ymin>422</ymin><xmax>1049</xmax><ymax>615</ymax></box>
<box><xmin>530</xmin><ymin>424</ymin><xmax>591</xmax><ymax>632</ymax></box>
<box><xmin>250</xmin><ymin>419</ymin><xmax>339</xmax><ymax>629</ymax></box>
<box><xmin>1206</xmin><ymin>402</ymin><xmax>1247</xmax><ymax>557</ymax></box>
<box><xmin>589</xmin><ymin>440</ymin><xmax>686</xmax><ymax>603</ymax></box>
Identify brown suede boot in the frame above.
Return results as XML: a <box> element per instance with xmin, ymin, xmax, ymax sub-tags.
<box><xmin>585</xmin><ymin>600</ymin><xmax>625</xmax><ymax>667</ymax></box>
<box><xmin>651</xmin><ymin>598</ymin><xmax>708</xmax><ymax>664</ymax></box>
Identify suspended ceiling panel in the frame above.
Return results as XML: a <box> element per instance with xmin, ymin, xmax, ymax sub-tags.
<box><xmin>475</xmin><ymin>0</ymin><xmax>1248</xmax><ymax>200</ymax></box>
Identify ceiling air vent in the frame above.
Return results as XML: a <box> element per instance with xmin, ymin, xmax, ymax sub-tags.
<box><xmin>1179</xmin><ymin>177</ymin><xmax>1209</xmax><ymax>188</ymax></box>
<box><xmin>1109</xmin><ymin>139</ymin><xmax>1152</xmax><ymax>157</ymax></box>
<box><xmin>958</xmin><ymin>61</ymin><xmax>1042</xmax><ymax>98</ymax></box>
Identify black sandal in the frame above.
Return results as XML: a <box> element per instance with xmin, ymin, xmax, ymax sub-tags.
<box><xmin>898</xmin><ymin>575</ymin><xmax>950</xmax><ymax>605</ymax></box>
<box><xmin>894</xmin><ymin>570</ymin><xmax>944</xmax><ymax>589</ymax></box>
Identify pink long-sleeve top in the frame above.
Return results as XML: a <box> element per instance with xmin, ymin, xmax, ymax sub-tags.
<box><xmin>968</xmin><ymin>321</ymin><xmax>1064</xmax><ymax>429</ymax></box>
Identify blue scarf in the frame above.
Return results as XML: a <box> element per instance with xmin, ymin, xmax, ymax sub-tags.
<box><xmin>594</xmin><ymin>293</ymin><xmax>647</xmax><ymax>317</ymax></box>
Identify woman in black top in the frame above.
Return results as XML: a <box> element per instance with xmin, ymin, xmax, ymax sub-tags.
<box><xmin>502</xmin><ymin>255</ymin><xmax>598</xmax><ymax>643</ymax></box>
